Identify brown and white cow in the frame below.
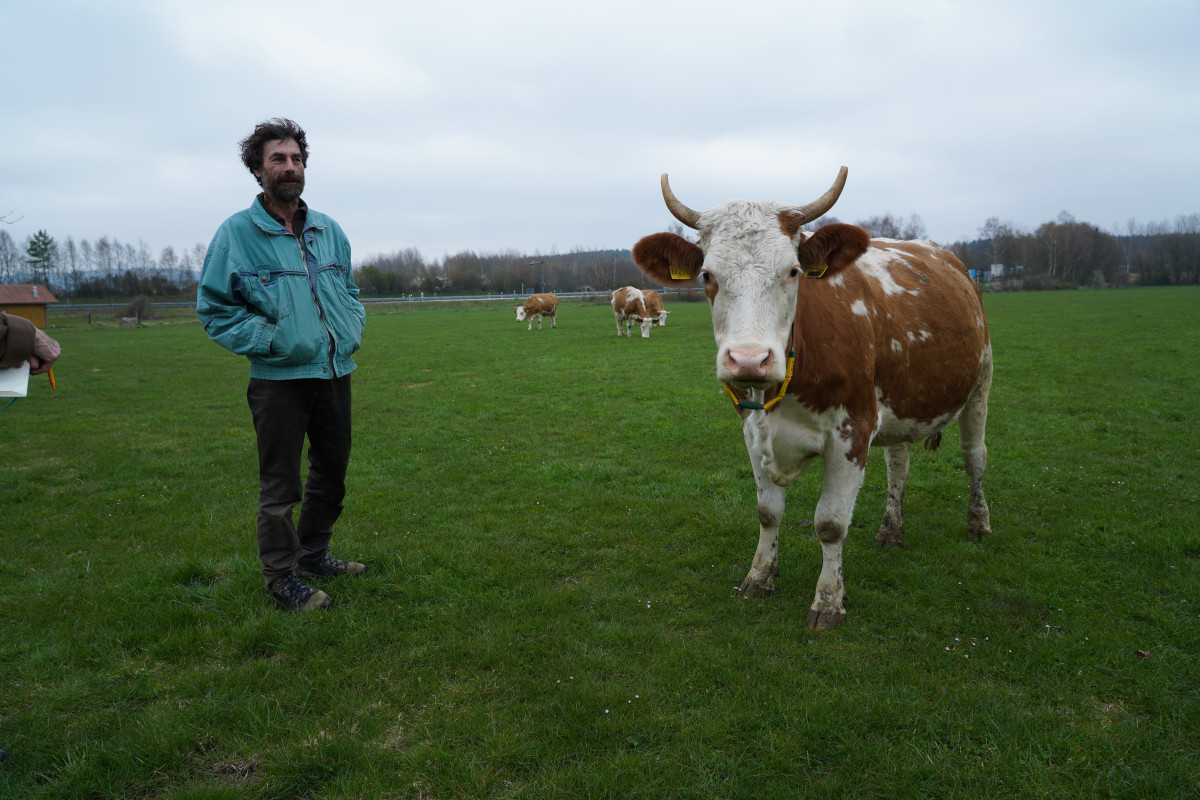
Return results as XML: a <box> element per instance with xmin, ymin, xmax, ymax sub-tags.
<box><xmin>643</xmin><ymin>289</ymin><xmax>670</xmax><ymax>327</ymax></box>
<box><xmin>515</xmin><ymin>292</ymin><xmax>558</xmax><ymax>331</ymax></box>
<box><xmin>611</xmin><ymin>286</ymin><xmax>655</xmax><ymax>338</ymax></box>
<box><xmin>631</xmin><ymin>168</ymin><xmax>992</xmax><ymax>630</ymax></box>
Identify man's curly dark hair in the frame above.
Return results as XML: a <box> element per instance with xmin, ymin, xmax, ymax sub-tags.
<box><xmin>239</xmin><ymin>118</ymin><xmax>309</xmax><ymax>186</ymax></box>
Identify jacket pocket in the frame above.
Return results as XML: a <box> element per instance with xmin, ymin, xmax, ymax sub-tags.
<box><xmin>240</xmin><ymin>268</ymin><xmax>296</xmax><ymax>323</ymax></box>
<box><xmin>247</xmin><ymin>270</ymin><xmax>326</xmax><ymax>366</ymax></box>
<box><xmin>317</xmin><ymin>265</ymin><xmax>365</xmax><ymax>357</ymax></box>
<box><xmin>264</xmin><ymin>319</ymin><xmax>326</xmax><ymax>366</ymax></box>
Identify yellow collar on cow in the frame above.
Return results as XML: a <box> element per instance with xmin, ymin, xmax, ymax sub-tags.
<box><xmin>723</xmin><ymin>348</ymin><xmax>797</xmax><ymax>412</ymax></box>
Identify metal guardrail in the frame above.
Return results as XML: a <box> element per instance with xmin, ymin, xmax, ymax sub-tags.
<box><xmin>48</xmin><ymin>289</ymin><xmax>690</xmax><ymax>315</ymax></box>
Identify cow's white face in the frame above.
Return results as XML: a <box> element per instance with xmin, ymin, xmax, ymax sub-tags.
<box><xmin>697</xmin><ymin>201</ymin><xmax>804</xmax><ymax>387</ymax></box>
<box><xmin>515</xmin><ymin>307</ymin><xmax>528</xmax><ymax>322</ymax></box>
<box><xmin>638</xmin><ymin>316</ymin><xmax>654</xmax><ymax>338</ymax></box>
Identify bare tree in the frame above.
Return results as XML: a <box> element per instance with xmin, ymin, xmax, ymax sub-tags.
<box><xmin>900</xmin><ymin>214</ymin><xmax>927</xmax><ymax>240</ymax></box>
<box><xmin>667</xmin><ymin>222</ymin><xmax>698</xmax><ymax>244</ymax></box>
<box><xmin>858</xmin><ymin>213</ymin><xmax>904</xmax><ymax>238</ymax></box>
<box><xmin>64</xmin><ymin>236</ymin><xmax>80</xmax><ymax>295</ymax></box>
<box><xmin>191</xmin><ymin>243</ymin><xmax>207</xmax><ymax>279</ymax></box>
<box><xmin>79</xmin><ymin>239</ymin><xmax>94</xmax><ymax>284</ymax></box>
<box><xmin>0</xmin><ymin>230</ymin><xmax>21</xmax><ymax>282</ymax></box>
<box><xmin>979</xmin><ymin>217</ymin><xmax>1019</xmax><ymax>271</ymax></box>
<box><xmin>160</xmin><ymin>246</ymin><xmax>178</xmax><ymax>287</ymax></box>
<box><xmin>137</xmin><ymin>239</ymin><xmax>156</xmax><ymax>276</ymax></box>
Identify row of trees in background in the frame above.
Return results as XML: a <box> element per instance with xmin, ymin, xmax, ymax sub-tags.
<box><xmin>354</xmin><ymin>247</ymin><xmax>645</xmax><ymax>296</ymax></box>
<box><xmin>356</xmin><ymin>210</ymin><xmax>1200</xmax><ymax>296</ymax></box>
<box><xmin>3</xmin><ymin>210</ymin><xmax>1198</xmax><ymax>300</ymax></box>
<box><xmin>0</xmin><ymin>228</ymin><xmax>207</xmax><ymax>298</ymax></box>
<box><xmin>357</xmin><ymin>217</ymin><xmax>931</xmax><ymax>297</ymax></box>
<box><xmin>952</xmin><ymin>212</ymin><xmax>1200</xmax><ymax>288</ymax></box>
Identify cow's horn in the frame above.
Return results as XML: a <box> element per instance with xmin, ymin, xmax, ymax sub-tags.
<box><xmin>791</xmin><ymin>166</ymin><xmax>849</xmax><ymax>223</ymax></box>
<box><xmin>660</xmin><ymin>173</ymin><xmax>702</xmax><ymax>230</ymax></box>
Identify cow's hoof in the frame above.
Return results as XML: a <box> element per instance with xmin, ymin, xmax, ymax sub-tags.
<box><xmin>875</xmin><ymin>531</ymin><xmax>904</xmax><ymax>549</ymax></box>
<box><xmin>807</xmin><ymin>607</ymin><xmax>847</xmax><ymax>630</ymax></box>
<box><xmin>736</xmin><ymin>579</ymin><xmax>775</xmax><ymax>598</ymax></box>
<box><xmin>967</xmin><ymin>522</ymin><xmax>993</xmax><ymax>542</ymax></box>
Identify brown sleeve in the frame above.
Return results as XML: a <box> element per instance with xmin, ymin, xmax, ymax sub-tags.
<box><xmin>0</xmin><ymin>312</ymin><xmax>37</xmax><ymax>368</ymax></box>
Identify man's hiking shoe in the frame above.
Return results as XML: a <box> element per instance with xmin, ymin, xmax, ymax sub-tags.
<box><xmin>299</xmin><ymin>553</ymin><xmax>368</xmax><ymax>578</ymax></box>
<box><xmin>268</xmin><ymin>574</ymin><xmax>331</xmax><ymax>612</ymax></box>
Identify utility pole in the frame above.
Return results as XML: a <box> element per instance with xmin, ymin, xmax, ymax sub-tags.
<box><xmin>530</xmin><ymin>260</ymin><xmax>544</xmax><ymax>293</ymax></box>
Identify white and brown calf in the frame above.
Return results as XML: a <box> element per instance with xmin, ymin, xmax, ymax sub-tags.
<box><xmin>515</xmin><ymin>293</ymin><xmax>558</xmax><ymax>331</ymax></box>
<box><xmin>632</xmin><ymin>168</ymin><xmax>992</xmax><ymax>630</ymax></box>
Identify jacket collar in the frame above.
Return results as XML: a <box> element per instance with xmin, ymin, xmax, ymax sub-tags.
<box><xmin>250</xmin><ymin>194</ymin><xmax>311</xmax><ymax>237</ymax></box>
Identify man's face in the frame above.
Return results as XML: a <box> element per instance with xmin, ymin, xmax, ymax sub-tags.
<box><xmin>256</xmin><ymin>138</ymin><xmax>305</xmax><ymax>204</ymax></box>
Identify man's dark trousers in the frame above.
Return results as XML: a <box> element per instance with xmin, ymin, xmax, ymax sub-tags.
<box><xmin>247</xmin><ymin>375</ymin><xmax>352</xmax><ymax>582</ymax></box>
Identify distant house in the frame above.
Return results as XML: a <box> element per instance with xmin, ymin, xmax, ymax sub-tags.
<box><xmin>0</xmin><ymin>284</ymin><xmax>59</xmax><ymax>328</ymax></box>
<box><xmin>988</xmin><ymin>264</ymin><xmax>1025</xmax><ymax>281</ymax></box>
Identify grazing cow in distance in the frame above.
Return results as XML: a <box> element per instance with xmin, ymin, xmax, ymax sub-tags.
<box><xmin>611</xmin><ymin>286</ymin><xmax>655</xmax><ymax>338</ymax></box>
<box><xmin>515</xmin><ymin>293</ymin><xmax>558</xmax><ymax>331</ymax></box>
<box><xmin>631</xmin><ymin>167</ymin><xmax>993</xmax><ymax>630</ymax></box>
<box><xmin>643</xmin><ymin>289</ymin><xmax>670</xmax><ymax>326</ymax></box>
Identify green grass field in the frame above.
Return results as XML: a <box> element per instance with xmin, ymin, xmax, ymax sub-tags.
<box><xmin>2</xmin><ymin>287</ymin><xmax>1197</xmax><ymax>799</ymax></box>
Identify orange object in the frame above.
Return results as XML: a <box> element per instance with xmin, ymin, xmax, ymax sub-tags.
<box><xmin>48</xmin><ymin>368</ymin><xmax>56</xmax><ymax>390</ymax></box>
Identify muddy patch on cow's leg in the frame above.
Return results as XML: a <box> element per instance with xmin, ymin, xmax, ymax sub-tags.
<box><xmin>876</xmin><ymin>443</ymin><xmax>909</xmax><ymax>549</ymax></box>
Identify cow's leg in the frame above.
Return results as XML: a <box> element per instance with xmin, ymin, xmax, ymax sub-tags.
<box><xmin>537</xmin><ymin>314</ymin><xmax>543</xmax><ymax>330</ymax></box>
<box><xmin>614</xmin><ymin>314</ymin><xmax>623</xmax><ymax>336</ymax></box>
<box><xmin>527</xmin><ymin>318</ymin><xmax>533</xmax><ymax>331</ymax></box>
<box><xmin>551</xmin><ymin>311</ymin><xmax>556</xmax><ymax>329</ymax></box>
<box><xmin>875</xmin><ymin>442</ymin><xmax>910</xmax><ymax>548</ymax></box>
<box><xmin>808</xmin><ymin>448</ymin><xmax>866</xmax><ymax>630</ymax></box>
<box><xmin>960</xmin><ymin>349</ymin><xmax>993</xmax><ymax>541</ymax></box>
<box><xmin>738</xmin><ymin>420</ymin><xmax>785</xmax><ymax>598</ymax></box>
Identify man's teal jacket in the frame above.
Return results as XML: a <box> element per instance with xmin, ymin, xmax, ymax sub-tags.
<box><xmin>197</xmin><ymin>199</ymin><xmax>365</xmax><ymax>380</ymax></box>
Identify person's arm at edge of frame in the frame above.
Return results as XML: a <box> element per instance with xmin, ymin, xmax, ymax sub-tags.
<box><xmin>0</xmin><ymin>311</ymin><xmax>60</xmax><ymax>375</ymax></box>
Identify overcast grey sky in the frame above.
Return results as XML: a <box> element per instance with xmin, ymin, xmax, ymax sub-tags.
<box><xmin>3</xmin><ymin>0</ymin><xmax>1197</xmax><ymax>264</ymax></box>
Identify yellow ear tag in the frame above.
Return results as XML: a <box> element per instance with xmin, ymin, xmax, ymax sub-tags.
<box><xmin>804</xmin><ymin>263</ymin><xmax>828</xmax><ymax>278</ymax></box>
<box><xmin>669</xmin><ymin>265</ymin><xmax>692</xmax><ymax>280</ymax></box>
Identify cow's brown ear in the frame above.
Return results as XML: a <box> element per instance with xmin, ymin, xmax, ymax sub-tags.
<box><xmin>797</xmin><ymin>223</ymin><xmax>870</xmax><ymax>278</ymax></box>
<box><xmin>632</xmin><ymin>233</ymin><xmax>704</xmax><ymax>286</ymax></box>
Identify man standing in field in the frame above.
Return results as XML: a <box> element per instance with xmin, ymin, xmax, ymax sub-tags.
<box><xmin>197</xmin><ymin>118</ymin><xmax>368</xmax><ymax>612</ymax></box>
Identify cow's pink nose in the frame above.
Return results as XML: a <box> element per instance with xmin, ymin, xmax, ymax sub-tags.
<box><xmin>724</xmin><ymin>348</ymin><xmax>774</xmax><ymax>378</ymax></box>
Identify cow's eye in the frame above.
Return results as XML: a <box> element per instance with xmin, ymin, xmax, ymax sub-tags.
<box><xmin>699</xmin><ymin>270</ymin><xmax>713</xmax><ymax>283</ymax></box>
<box><xmin>789</xmin><ymin>267</ymin><xmax>801</xmax><ymax>278</ymax></box>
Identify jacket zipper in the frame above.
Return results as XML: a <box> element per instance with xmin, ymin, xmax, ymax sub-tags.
<box><xmin>294</xmin><ymin>232</ymin><xmax>338</xmax><ymax>376</ymax></box>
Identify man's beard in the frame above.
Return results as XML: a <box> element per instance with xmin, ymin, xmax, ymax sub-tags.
<box><xmin>262</xmin><ymin>170</ymin><xmax>305</xmax><ymax>205</ymax></box>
